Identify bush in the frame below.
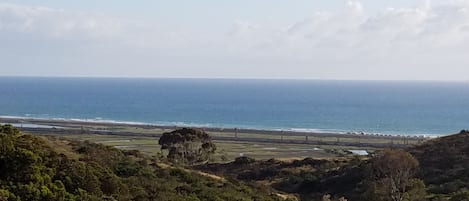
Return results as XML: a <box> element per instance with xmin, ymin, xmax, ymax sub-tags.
<box><xmin>234</xmin><ymin>156</ymin><xmax>255</xmax><ymax>165</ymax></box>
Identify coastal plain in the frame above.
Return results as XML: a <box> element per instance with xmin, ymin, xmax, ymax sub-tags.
<box><xmin>0</xmin><ymin>117</ymin><xmax>428</xmax><ymax>161</ymax></box>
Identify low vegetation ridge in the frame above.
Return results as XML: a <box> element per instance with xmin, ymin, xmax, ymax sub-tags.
<box><xmin>0</xmin><ymin>125</ymin><xmax>282</xmax><ymax>201</ymax></box>
<box><xmin>196</xmin><ymin>130</ymin><xmax>469</xmax><ymax>201</ymax></box>
<box><xmin>1</xmin><ymin>124</ymin><xmax>469</xmax><ymax>201</ymax></box>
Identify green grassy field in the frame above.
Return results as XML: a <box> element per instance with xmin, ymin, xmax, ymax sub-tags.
<box><xmin>4</xmin><ymin>118</ymin><xmax>427</xmax><ymax>161</ymax></box>
<box><xmin>83</xmin><ymin>124</ymin><xmax>424</xmax><ymax>146</ymax></box>
<box><xmin>34</xmin><ymin>132</ymin><xmax>380</xmax><ymax>162</ymax></box>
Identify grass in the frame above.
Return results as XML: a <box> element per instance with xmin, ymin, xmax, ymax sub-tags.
<box><xmin>35</xmin><ymin>132</ymin><xmax>381</xmax><ymax>162</ymax></box>
<box><xmin>80</xmin><ymin>124</ymin><xmax>423</xmax><ymax>146</ymax></box>
<box><xmin>14</xmin><ymin>119</ymin><xmax>427</xmax><ymax>161</ymax></box>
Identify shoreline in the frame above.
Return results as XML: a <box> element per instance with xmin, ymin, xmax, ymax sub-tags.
<box><xmin>0</xmin><ymin>116</ymin><xmax>432</xmax><ymax>140</ymax></box>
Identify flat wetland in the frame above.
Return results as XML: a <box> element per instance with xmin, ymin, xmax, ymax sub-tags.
<box><xmin>1</xmin><ymin>117</ymin><xmax>429</xmax><ymax>161</ymax></box>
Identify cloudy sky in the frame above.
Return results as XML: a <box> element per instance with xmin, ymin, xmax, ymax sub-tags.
<box><xmin>1</xmin><ymin>0</ymin><xmax>469</xmax><ymax>80</ymax></box>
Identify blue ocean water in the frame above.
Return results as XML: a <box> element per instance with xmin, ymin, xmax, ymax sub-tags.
<box><xmin>1</xmin><ymin>77</ymin><xmax>468</xmax><ymax>136</ymax></box>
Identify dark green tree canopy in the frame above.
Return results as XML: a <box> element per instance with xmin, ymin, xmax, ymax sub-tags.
<box><xmin>159</xmin><ymin>128</ymin><xmax>216</xmax><ymax>165</ymax></box>
<box><xmin>0</xmin><ymin>124</ymin><xmax>20</xmax><ymax>136</ymax></box>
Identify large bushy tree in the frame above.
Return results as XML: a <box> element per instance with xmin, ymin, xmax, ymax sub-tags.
<box><xmin>159</xmin><ymin>128</ymin><xmax>216</xmax><ymax>165</ymax></box>
<box><xmin>365</xmin><ymin>149</ymin><xmax>426</xmax><ymax>201</ymax></box>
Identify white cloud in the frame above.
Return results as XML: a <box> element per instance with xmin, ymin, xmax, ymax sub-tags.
<box><xmin>219</xmin><ymin>0</ymin><xmax>469</xmax><ymax>77</ymax></box>
<box><xmin>243</xmin><ymin>0</ymin><xmax>469</xmax><ymax>51</ymax></box>
<box><xmin>1</xmin><ymin>1</ymin><xmax>469</xmax><ymax>80</ymax></box>
<box><xmin>0</xmin><ymin>3</ymin><xmax>126</xmax><ymax>40</ymax></box>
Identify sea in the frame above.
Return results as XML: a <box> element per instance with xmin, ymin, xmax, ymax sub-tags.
<box><xmin>1</xmin><ymin>77</ymin><xmax>468</xmax><ymax>136</ymax></box>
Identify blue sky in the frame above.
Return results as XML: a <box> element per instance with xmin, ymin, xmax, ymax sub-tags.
<box><xmin>1</xmin><ymin>0</ymin><xmax>469</xmax><ymax>80</ymax></box>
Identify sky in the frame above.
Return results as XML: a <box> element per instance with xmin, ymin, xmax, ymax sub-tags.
<box><xmin>1</xmin><ymin>0</ymin><xmax>469</xmax><ymax>80</ymax></box>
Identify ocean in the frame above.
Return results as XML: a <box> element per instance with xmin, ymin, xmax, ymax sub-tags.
<box><xmin>1</xmin><ymin>77</ymin><xmax>468</xmax><ymax>136</ymax></box>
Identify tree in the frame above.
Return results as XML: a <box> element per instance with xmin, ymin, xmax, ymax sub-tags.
<box><xmin>402</xmin><ymin>179</ymin><xmax>426</xmax><ymax>201</ymax></box>
<box><xmin>322</xmin><ymin>194</ymin><xmax>332</xmax><ymax>201</ymax></box>
<box><xmin>0</xmin><ymin>189</ymin><xmax>19</xmax><ymax>201</ymax></box>
<box><xmin>0</xmin><ymin>124</ymin><xmax>20</xmax><ymax>136</ymax></box>
<box><xmin>366</xmin><ymin>149</ymin><xmax>425</xmax><ymax>201</ymax></box>
<box><xmin>0</xmin><ymin>124</ymin><xmax>19</xmax><ymax>153</ymax></box>
<box><xmin>322</xmin><ymin>194</ymin><xmax>347</xmax><ymax>201</ymax></box>
<box><xmin>158</xmin><ymin>128</ymin><xmax>216</xmax><ymax>165</ymax></box>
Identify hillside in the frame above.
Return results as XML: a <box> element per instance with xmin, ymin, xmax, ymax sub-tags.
<box><xmin>3</xmin><ymin>123</ymin><xmax>469</xmax><ymax>201</ymax></box>
<box><xmin>196</xmin><ymin>131</ymin><xmax>469</xmax><ymax>201</ymax></box>
<box><xmin>410</xmin><ymin>130</ymin><xmax>469</xmax><ymax>198</ymax></box>
<box><xmin>195</xmin><ymin>155</ymin><xmax>368</xmax><ymax>201</ymax></box>
<box><xmin>0</xmin><ymin>125</ymin><xmax>282</xmax><ymax>201</ymax></box>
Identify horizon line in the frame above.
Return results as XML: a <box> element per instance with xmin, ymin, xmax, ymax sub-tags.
<box><xmin>1</xmin><ymin>75</ymin><xmax>468</xmax><ymax>83</ymax></box>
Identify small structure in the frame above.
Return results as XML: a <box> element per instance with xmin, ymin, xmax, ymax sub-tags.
<box><xmin>348</xmin><ymin>150</ymin><xmax>369</xmax><ymax>156</ymax></box>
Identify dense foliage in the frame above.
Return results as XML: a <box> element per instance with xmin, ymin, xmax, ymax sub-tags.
<box><xmin>197</xmin><ymin>131</ymin><xmax>469</xmax><ymax>201</ymax></box>
<box><xmin>0</xmin><ymin>125</ymin><xmax>279</xmax><ymax>201</ymax></box>
<box><xmin>364</xmin><ymin>149</ymin><xmax>426</xmax><ymax>201</ymax></box>
<box><xmin>2</xmin><ymin>124</ymin><xmax>469</xmax><ymax>201</ymax></box>
<box><xmin>159</xmin><ymin>128</ymin><xmax>216</xmax><ymax>165</ymax></box>
<box><xmin>410</xmin><ymin>130</ymin><xmax>469</xmax><ymax>200</ymax></box>
<box><xmin>196</xmin><ymin>157</ymin><xmax>361</xmax><ymax>200</ymax></box>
